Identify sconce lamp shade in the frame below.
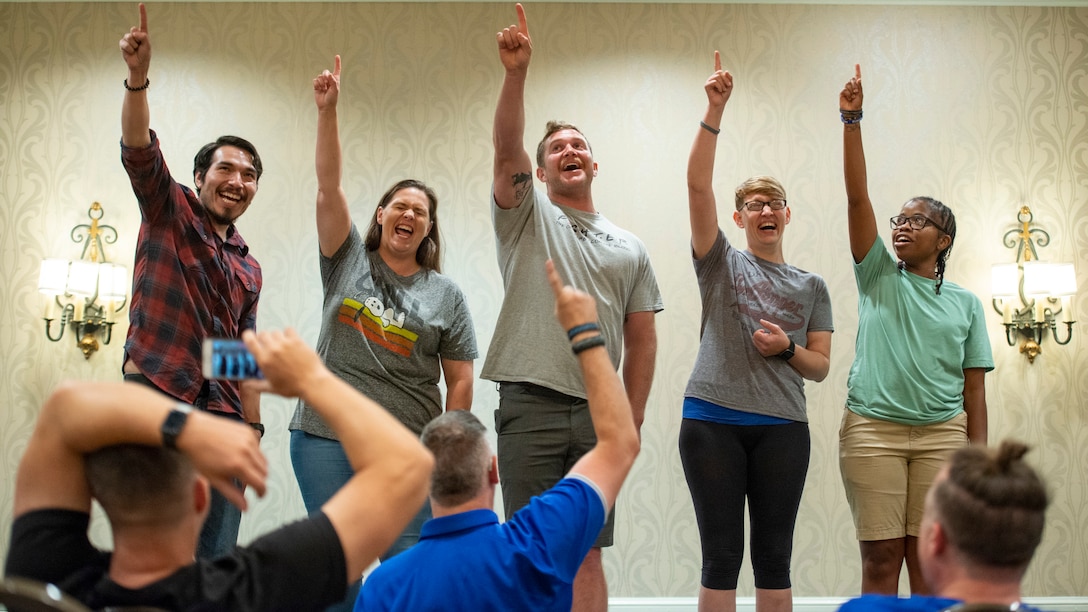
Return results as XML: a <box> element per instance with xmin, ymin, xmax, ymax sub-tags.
<box><xmin>38</xmin><ymin>259</ymin><xmax>69</xmax><ymax>295</ymax></box>
<box><xmin>991</xmin><ymin>263</ymin><xmax>1019</xmax><ymax>298</ymax></box>
<box><xmin>66</xmin><ymin>261</ymin><xmax>100</xmax><ymax>297</ymax></box>
<box><xmin>1023</xmin><ymin>261</ymin><xmax>1077</xmax><ymax>297</ymax></box>
<box><xmin>98</xmin><ymin>263</ymin><xmax>128</xmax><ymax>301</ymax></box>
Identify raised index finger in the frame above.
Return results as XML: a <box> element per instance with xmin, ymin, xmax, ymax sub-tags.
<box><xmin>854</xmin><ymin>63</ymin><xmax>861</xmax><ymax>82</ymax></box>
<box><xmin>333</xmin><ymin>54</ymin><xmax>341</xmax><ymax>78</ymax></box>
<box><xmin>545</xmin><ymin>259</ymin><xmax>563</xmax><ymax>298</ymax></box>
<box><xmin>138</xmin><ymin>2</ymin><xmax>147</xmax><ymax>33</ymax></box>
<box><xmin>714</xmin><ymin>50</ymin><xmax>721</xmax><ymax>73</ymax></box>
<box><xmin>516</xmin><ymin>3</ymin><xmax>529</xmax><ymax>36</ymax></box>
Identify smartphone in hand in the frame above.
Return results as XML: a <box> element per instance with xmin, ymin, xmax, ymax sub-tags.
<box><xmin>202</xmin><ymin>338</ymin><xmax>263</xmax><ymax>380</ymax></box>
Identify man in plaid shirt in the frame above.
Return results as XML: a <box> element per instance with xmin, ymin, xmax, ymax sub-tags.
<box><xmin>118</xmin><ymin>2</ymin><xmax>263</xmax><ymax>559</ymax></box>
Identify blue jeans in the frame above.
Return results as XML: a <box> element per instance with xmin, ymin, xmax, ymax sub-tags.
<box><xmin>291</xmin><ymin>429</ymin><xmax>431</xmax><ymax>612</ymax></box>
<box><xmin>124</xmin><ymin>372</ymin><xmax>241</xmax><ymax>560</ymax></box>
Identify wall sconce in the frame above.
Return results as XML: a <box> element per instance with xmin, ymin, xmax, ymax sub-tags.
<box><xmin>38</xmin><ymin>202</ymin><xmax>128</xmax><ymax>359</ymax></box>
<box><xmin>991</xmin><ymin>205</ymin><xmax>1076</xmax><ymax>364</ymax></box>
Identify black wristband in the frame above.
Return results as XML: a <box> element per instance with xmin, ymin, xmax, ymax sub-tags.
<box><xmin>162</xmin><ymin>403</ymin><xmax>193</xmax><ymax>449</ymax></box>
<box><xmin>566</xmin><ymin>322</ymin><xmax>600</xmax><ymax>340</ymax></box>
<box><xmin>778</xmin><ymin>339</ymin><xmax>796</xmax><ymax>361</ymax></box>
<box><xmin>571</xmin><ymin>335</ymin><xmax>606</xmax><ymax>355</ymax></box>
<box><xmin>124</xmin><ymin>78</ymin><xmax>150</xmax><ymax>92</ymax></box>
<box><xmin>249</xmin><ymin>422</ymin><xmax>265</xmax><ymax>438</ymax></box>
<box><xmin>699</xmin><ymin>120</ymin><xmax>720</xmax><ymax>135</ymax></box>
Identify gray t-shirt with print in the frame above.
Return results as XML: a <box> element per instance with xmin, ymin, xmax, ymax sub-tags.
<box><xmin>684</xmin><ymin>229</ymin><xmax>833</xmax><ymax>422</ymax></box>
<box><xmin>481</xmin><ymin>186</ymin><xmax>663</xmax><ymax>399</ymax></box>
<box><xmin>290</xmin><ymin>224</ymin><xmax>478</xmax><ymax>437</ymax></box>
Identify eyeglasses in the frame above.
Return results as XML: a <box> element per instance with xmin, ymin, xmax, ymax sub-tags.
<box><xmin>890</xmin><ymin>214</ymin><xmax>947</xmax><ymax>232</ymax></box>
<box><xmin>741</xmin><ymin>199</ymin><xmax>787</xmax><ymax>212</ymax></box>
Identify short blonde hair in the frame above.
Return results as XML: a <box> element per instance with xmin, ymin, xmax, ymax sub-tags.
<box><xmin>734</xmin><ymin>176</ymin><xmax>787</xmax><ymax>211</ymax></box>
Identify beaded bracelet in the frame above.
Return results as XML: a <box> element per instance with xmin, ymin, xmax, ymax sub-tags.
<box><xmin>840</xmin><ymin>109</ymin><xmax>863</xmax><ymax>124</ymax></box>
<box><xmin>124</xmin><ymin>78</ymin><xmax>151</xmax><ymax>92</ymax></box>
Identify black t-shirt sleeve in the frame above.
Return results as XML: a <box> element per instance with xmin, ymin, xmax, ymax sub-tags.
<box><xmin>4</xmin><ymin>509</ymin><xmax>107</xmax><ymax>586</ymax></box>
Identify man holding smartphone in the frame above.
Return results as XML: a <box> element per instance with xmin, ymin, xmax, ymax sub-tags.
<box><xmin>4</xmin><ymin>329</ymin><xmax>434</xmax><ymax>612</ymax></box>
<box><xmin>118</xmin><ymin>2</ymin><xmax>263</xmax><ymax>559</ymax></box>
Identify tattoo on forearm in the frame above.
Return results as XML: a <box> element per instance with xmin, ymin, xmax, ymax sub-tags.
<box><xmin>512</xmin><ymin>172</ymin><xmax>531</xmax><ymax>202</ymax></box>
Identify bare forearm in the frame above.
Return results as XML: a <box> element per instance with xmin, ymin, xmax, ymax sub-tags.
<box><xmin>316</xmin><ymin>107</ymin><xmax>342</xmax><ymax>194</ymax></box>
<box><xmin>963</xmin><ymin>369</ymin><xmax>988</xmax><ymax>445</ymax></box>
<box><xmin>622</xmin><ymin>342</ymin><xmax>655</xmax><ymax>432</ymax></box>
<box><xmin>493</xmin><ymin>70</ymin><xmax>528</xmax><ymax>158</ymax></box>
<box><xmin>121</xmin><ymin>80</ymin><xmax>151</xmax><ymax>148</ymax></box>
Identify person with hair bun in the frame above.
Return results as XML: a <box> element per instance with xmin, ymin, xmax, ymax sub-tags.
<box><xmin>290</xmin><ymin>55</ymin><xmax>478</xmax><ymax>612</ymax></box>
<box><xmin>839</xmin><ymin>439</ymin><xmax>1049</xmax><ymax>611</ymax></box>
<box><xmin>837</xmin><ymin>64</ymin><xmax>994</xmax><ymax>597</ymax></box>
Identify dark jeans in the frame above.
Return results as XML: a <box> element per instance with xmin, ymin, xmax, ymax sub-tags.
<box><xmin>123</xmin><ymin>372</ymin><xmax>242</xmax><ymax>560</ymax></box>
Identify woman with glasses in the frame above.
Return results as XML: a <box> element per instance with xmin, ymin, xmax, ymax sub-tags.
<box><xmin>838</xmin><ymin>64</ymin><xmax>993</xmax><ymax>597</ymax></box>
<box><xmin>679</xmin><ymin>51</ymin><xmax>834</xmax><ymax>612</ymax></box>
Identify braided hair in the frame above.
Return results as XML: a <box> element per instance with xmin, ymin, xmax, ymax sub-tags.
<box><xmin>896</xmin><ymin>196</ymin><xmax>956</xmax><ymax>295</ymax></box>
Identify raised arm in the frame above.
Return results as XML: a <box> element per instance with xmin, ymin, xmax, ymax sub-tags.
<box><xmin>314</xmin><ymin>55</ymin><xmax>352</xmax><ymax>257</ymax></box>
<box><xmin>492</xmin><ymin>3</ymin><xmax>535</xmax><ymax>210</ymax></box>
<box><xmin>841</xmin><ymin>64</ymin><xmax>877</xmax><ymax>263</ymax></box>
<box><xmin>119</xmin><ymin>3</ymin><xmax>152</xmax><ymax>148</ymax></box>
<box><xmin>546</xmin><ymin>261</ymin><xmax>640</xmax><ymax>510</ymax></box>
<box><xmin>13</xmin><ymin>382</ymin><xmax>266</xmax><ymax>519</ymax></box>
<box><xmin>687</xmin><ymin>50</ymin><xmax>733</xmax><ymax>259</ymax></box>
<box><xmin>243</xmin><ymin>329</ymin><xmax>433</xmax><ymax>583</ymax></box>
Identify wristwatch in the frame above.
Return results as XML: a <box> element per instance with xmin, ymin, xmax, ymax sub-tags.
<box><xmin>162</xmin><ymin>403</ymin><xmax>193</xmax><ymax>449</ymax></box>
<box><xmin>778</xmin><ymin>339</ymin><xmax>796</xmax><ymax>361</ymax></box>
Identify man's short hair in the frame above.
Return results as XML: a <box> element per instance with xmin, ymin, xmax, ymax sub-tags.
<box><xmin>535</xmin><ymin>120</ymin><xmax>592</xmax><ymax>168</ymax></box>
<box><xmin>420</xmin><ymin>411</ymin><xmax>491</xmax><ymax>507</ymax></box>
<box><xmin>85</xmin><ymin>444</ymin><xmax>195</xmax><ymax>526</ymax></box>
<box><xmin>193</xmin><ymin>135</ymin><xmax>264</xmax><ymax>187</ymax></box>
<box><xmin>932</xmin><ymin>440</ymin><xmax>1048</xmax><ymax>568</ymax></box>
<box><xmin>734</xmin><ymin>176</ymin><xmax>787</xmax><ymax>211</ymax></box>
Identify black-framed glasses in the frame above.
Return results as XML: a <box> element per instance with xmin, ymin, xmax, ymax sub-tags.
<box><xmin>890</xmin><ymin>214</ymin><xmax>946</xmax><ymax>233</ymax></box>
<box><xmin>742</xmin><ymin>199</ymin><xmax>787</xmax><ymax>212</ymax></box>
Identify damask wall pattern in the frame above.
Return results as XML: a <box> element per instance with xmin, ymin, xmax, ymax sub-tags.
<box><xmin>1</xmin><ymin>2</ymin><xmax>1085</xmax><ymax>599</ymax></box>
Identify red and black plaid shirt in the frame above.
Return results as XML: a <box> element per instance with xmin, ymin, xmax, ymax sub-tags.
<box><xmin>121</xmin><ymin>131</ymin><xmax>261</xmax><ymax>417</ymax></box>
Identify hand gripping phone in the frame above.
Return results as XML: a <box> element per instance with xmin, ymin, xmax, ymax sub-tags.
<box><xmin>202</xmin><ymin>338</ymin><xmax>263</xmax><ymax>380</ymax></box>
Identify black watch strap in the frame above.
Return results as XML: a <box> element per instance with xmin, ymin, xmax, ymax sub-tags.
<box><xmin>249</xmin><ymin>422</ymin><xmax>265</xmax><ymax>438</ymax></box>
<box><xmin>162</xmin><ymin>403</ymin><xmax>193</xmax><ymax>449</ymax></box>
<box><xmin>778</xmin><ymin>339</ymin><xmax>796</xmax><ymax>361</ymax></box>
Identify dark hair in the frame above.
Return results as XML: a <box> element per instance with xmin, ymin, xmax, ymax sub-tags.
<box><xmin>192</xmin><ymin>135</ymin><xmax>263</xmax><ymax>190</ymax></box>
<box><xmin>420</xmin><ymin>410</ymin><xmax>491</xmax><ymax>507</ymax></box>
<box><xmin>897</xmin><ymin>196</ymin><xmax>957</xmax><ymax>295</ymax></box>
<box><xmin>932</xmin><ymin>439</ymin><xmax>1048</xmax><ymax>568</ymax></box>
<box><xmin>364</xmin><ymin>179</ymin><xmax>442</xmax><ymax>273</ymax></box>
<box><xmin>85</xmin><ymin>444</ymin><xmax>195</xmax><ymax>526</ymax></box>
<box><xmin>535</xmin><ymin>120</ymin><xmax>593</xmax><ymax>168</ymax></box>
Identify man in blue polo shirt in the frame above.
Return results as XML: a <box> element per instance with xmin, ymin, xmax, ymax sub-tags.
<box><xmin>356</xmin><ymin>260</ymin><xmax>641</xmax><ymax>611</ymax></box>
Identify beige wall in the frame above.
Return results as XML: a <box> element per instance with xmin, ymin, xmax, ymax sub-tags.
<box><xmin>1</xmin><ymin>1</ymin><xmax>1085</xmax><ymax>598</ymax></box>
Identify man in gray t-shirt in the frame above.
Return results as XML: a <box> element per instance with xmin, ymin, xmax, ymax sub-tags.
<box><xmin>487</xmin><ymin>6</ymin><xmax>663</xmax><ymax>610</ymax></box>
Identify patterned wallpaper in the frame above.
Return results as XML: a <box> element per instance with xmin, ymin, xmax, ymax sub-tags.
<box><xmin>1</xmin><ymin>2</ymin><xmax>1085</xmax><ymax>599</ymax></box>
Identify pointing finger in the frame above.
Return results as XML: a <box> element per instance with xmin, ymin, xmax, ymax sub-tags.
<box><xmin>138</xmin><ymin>2</ymin><xmax>147</xmax><ymax>33</ymax></box>
<box><xmin>516</xmin><ymin>3</ymin><xmax>529</xmax><ymax>36</ymax></box>
<box><xmin>714</xmin><ymin>50</ymin><xmax>721</xmax><ymax>73</ymax></box>
<box><xmin>333</xmin><ymin>54</ymin><xmax>341</xmax><ymax>78</ymax></box>
<box><xmin>545</xmin><ymin>259</ymin><xmax>563</xmax><ymax>298</ymax></box>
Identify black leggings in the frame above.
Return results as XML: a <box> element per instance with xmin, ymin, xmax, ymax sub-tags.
<box><xmin>679</xmin><ymin>417</ymin><xmax>810</xmax><ymax>590</ymax></box>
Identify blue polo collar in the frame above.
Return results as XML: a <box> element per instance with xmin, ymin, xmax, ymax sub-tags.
<box><xmin>420</xmin><ymin>509</ymin><xmax>498</xmax><ymax>540</ymax></box>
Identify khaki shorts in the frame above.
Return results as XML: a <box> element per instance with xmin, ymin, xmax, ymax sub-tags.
<box><xmin>838</xmin><ymin>408</ymin><xmax>967</xmax><ymax>541</ymax></box>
